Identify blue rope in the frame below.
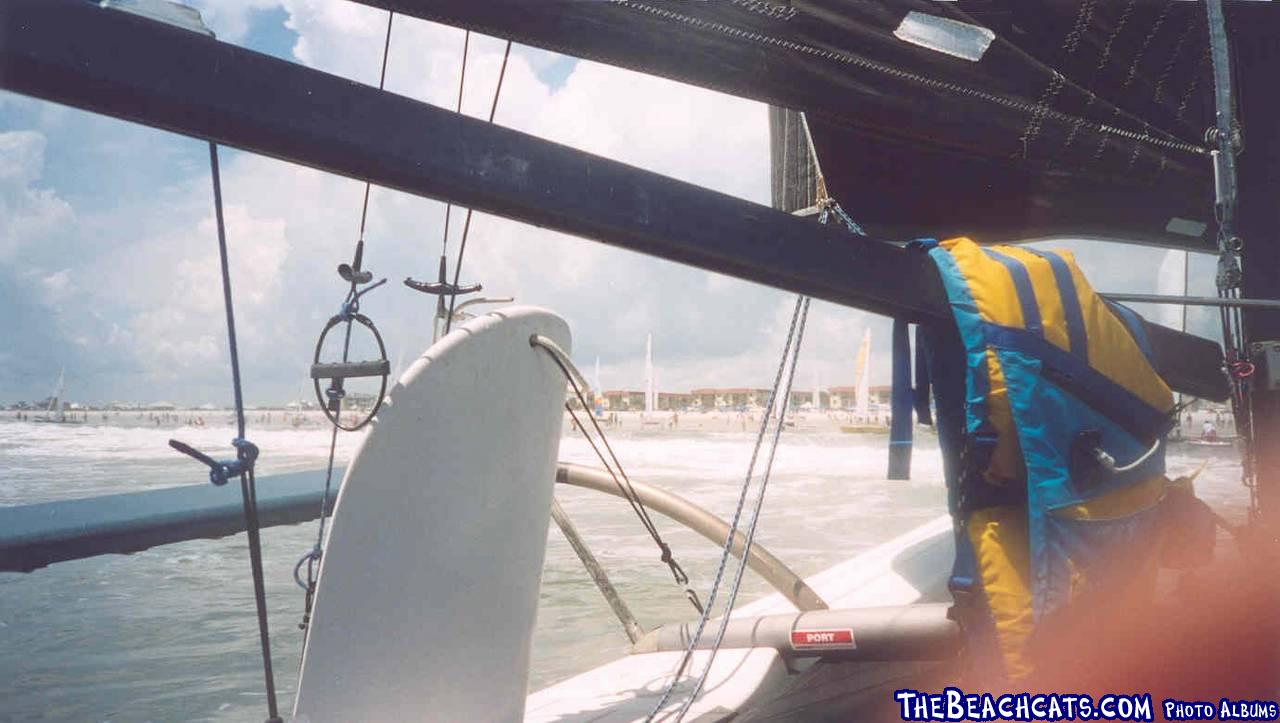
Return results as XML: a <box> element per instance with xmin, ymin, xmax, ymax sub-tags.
<box><xmin>888</xmin><ymin>317</ymin><xmax>914</xmax><ymax>479</ymax></box>
<box><xmin>296</xmin><ymin>8</ymin><xmax>396</xmax><ymax>633</ymax></box>
<box><xmin>202</xmin><ymin>142</ymin><xmax>280</xmax><ymax>721</ymax></box>
<box><xmin>210</xmin><ymin>148</ymin><xmax>247</xmax><ymax>439</ymax></box>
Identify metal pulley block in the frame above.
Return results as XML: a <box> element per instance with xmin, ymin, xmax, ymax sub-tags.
<box><xmin>1250</xmin><ymin>341</ymin><xmax>1280</xmax><ymax>392</ymax></box>
<box><xmin>312</xmin><ymin>239</ymin><xmax>391</xmax><ymax>431</ymax></box>
<box><xmin>404</xmin><ymin>254</ymin><xmax>482</xmax><ymax>298</ymax></box>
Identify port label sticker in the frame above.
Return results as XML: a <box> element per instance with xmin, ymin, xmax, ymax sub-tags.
<box><xmin>790</xmin><ymin>628</ymin><xmax>856</xmax><ymax>650</ymax></box>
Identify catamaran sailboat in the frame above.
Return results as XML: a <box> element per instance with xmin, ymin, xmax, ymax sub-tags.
<box><xmin>841</xmin><ymin>328</ymin><xmax>885</xmax><ymax>434</ymax></box>
<box><xmin>31</xmin><ymin>368</ymin><xmax>82</xmax><ymax>425</ymax></box>
<box><xmin>1</xmin><ymin>0</ymin><xmax>1277</xmax><ymax>720</ymax></box>
<box><xmin>641</xmin><ymin>333</ymin><xmax>663</xmax><ymax>427</ymax></box>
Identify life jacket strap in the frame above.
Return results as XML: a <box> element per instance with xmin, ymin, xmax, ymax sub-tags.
<box><xmin>889</xmin><ymin>318</ymin><xmax>915</xmax><ymax>480</ymax></box>
<box><xmin>888</xmin><ymin>239</ymin><xmax>940</xmax><ymax>481</ymax></box>
<box><xmin>913</xmin><ymin>327</ymin><xmax>933</xmax><ymax>426</ymax></box>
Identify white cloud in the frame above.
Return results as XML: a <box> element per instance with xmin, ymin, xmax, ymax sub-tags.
<box><xmin>189</xmin><ymin>0</ymin><xmax>280</xmax><ymax>42</ymax></box>
<box><xmin>0</xmin><ymin>2</ymin><xmax>887</xmax><ymax>403</ymax></box>
<box><xmin>171</xmin><ymin>3</ymin><xmax>799</xmax><ymax>398</ymax></box>
<box><xmin>0</xmin><ymin>131</ymin><xmax>74</xmax><ymax>263</ymax></box>
<box><xmin>123</xmin><ymin>202</ymin><xmax>292</xmax><ymax>373</ymax></box>
<box><xmin>11</xmin><ymin>3</ymin><xmax>1189</xmax><ymax>404</ymax></box>
<box><xmin>36</xmin><ymin>268</ymin><xmax>73</xmax><ymax>305</ymax></box>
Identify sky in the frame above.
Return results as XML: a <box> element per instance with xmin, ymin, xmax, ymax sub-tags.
<box><xmin>0</xmin><ymin>1</ymin><xmax>1225</xmax><ymax>407</ymax></box>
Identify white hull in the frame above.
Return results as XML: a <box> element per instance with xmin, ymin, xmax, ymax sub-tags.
<box><xmin>525</xmin><ymin>516</ymin><xmax>953</xmax><ymax>722</ymax></box>
<box><xmin>291</xmin><ymin>307</ymin><xmax>954</xmax><ymax>722</ymax></box>
<box><xmin>295</xmin><ymin>306</ymin><xmax>571</xmax><ymax>722</ymax></box>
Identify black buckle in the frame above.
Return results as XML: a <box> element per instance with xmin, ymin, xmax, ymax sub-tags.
<box><xmin>404</xmin><ymin>254</ymin><xmax>481</xmax><ymax>297</ymax></box>
<box><xmin>169</xmin><ymin>437</ymin><xmax>258</xmax><ymax>486</ymax></box>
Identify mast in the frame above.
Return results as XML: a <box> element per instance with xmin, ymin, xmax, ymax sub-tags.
<box><xmin>644</xmin><ymin>333</ymin><xmax>655</xmax><ymax>414</ymax></box>
<box><xmin>813</xmin><ymin>365</ymin><xmax>821</xmax><ymax>412</ymax></box>
<box><xmin>854</xmin><ymin>329</ymin><xmax>871</xmax><ymax>419</ymax></box>
<box><xmin>1155</xmin><ymin>250</ymin><xmax>1187</xmax><ymax>332</ymax></box>
<box><xmin>1157</xmin><ymin>250</ymin><xmax>1190</xmax><ymax>414</ymax></box>
<box><xmin>1230</xmin><ymin>12</ymin><xmax>1280</xmax><ymax>535</ymax></box>
<box><xmin>593</xmin><ymin>356</ymin><xmax>603</xmax><ymax>412</ymax></box>
<box><xmin>48</xmin><ymin>367</ymin><xmax>65</xmax><ymax>421</ymax></box>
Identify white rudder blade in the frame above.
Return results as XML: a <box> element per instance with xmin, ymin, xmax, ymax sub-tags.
<box><xmin>294</xmin><ymin>306</ymin><xmax>570</xmax><ymax>722</ymax></box>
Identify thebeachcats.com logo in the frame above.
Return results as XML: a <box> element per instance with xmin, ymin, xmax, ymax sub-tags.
<box><xmin>1166</xmin><ymin>699</ymin><xmax>1280</xmax><ymax>721</ymax></box>
<box><xmin>894</xmin><ymin>688</ymin><xmax>1280</xmax><ymax>722</ymax></box>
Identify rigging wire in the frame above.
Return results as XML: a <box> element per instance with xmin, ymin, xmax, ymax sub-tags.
<box><xmin>531</xmin><ymin>335</ymin><xmax>704</xmax><ymax>614</ymax></box>
<box><xmin>611</xmin><ymin>1</ymin><xmax>1209</xmax><ymax>158</ymax></box>
<box><xmin>212</xmin><ymin>142</ymin><xmax>280</xmax><ymax>723</ymax></box>
<box><xmin>296</xmin><ymin>9</ymin><xmax>397</xmax><ymax>633</ymax></box>
<box><xmin>438</xmin><ymin>30</ymin><xmax>470</xmax><ymax>259</ymax></box>
<box><xmin>356</xmin><ymin>12</ymin><xmax>396</xmax><ymax>240</ymax></box>
<box><xmin>675</xmin><ymin>298</ymin><xmax>810</xmax><ymax>722</ymax></box>
<box><xmin>646</xmin><ymin>292</ymin><xmax>810</xmax><ymax>723</ymax></box>
<box><xmin>443</xmin><ymin>39</ymin><xmax>513</xmax><ymax>335</ymax></box>
<box><xmin>646</xmin><ymin>107</ymin><xmax>847</xmax><ymax>717</ymax></box>
<box><xmin>1203</xmin><ymin>0</ymin><xmax>1258</xmax><ymax>517</ymax></box>
<box><xmin>167</xmin><ymin>143</ymin><xmax>281</xmax><ymax>722</ymax></box>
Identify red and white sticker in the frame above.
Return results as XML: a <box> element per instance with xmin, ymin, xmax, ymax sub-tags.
<box><xmin>789</xmin><ymin>628</ymin><xmax>856</xmax><ymax>651</ymax></box>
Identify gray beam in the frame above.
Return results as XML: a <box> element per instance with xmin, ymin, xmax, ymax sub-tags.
<box><xmin>0</xmin><ymin>469</ymin><xmax>334</xmax><ymax>573</ymax></box>
<box><xmin>634</xmin><ymin>603</ymin><xmax>960</xmax><ymax>661</ymax></box>
<box><xmin>0</xmin><ymin>0</ymin><xmax>1228</xmax><ymax>400</ymax></box>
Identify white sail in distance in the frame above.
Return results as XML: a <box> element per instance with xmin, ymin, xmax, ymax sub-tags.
<box><xmin>644</xmin><ymin>334</ymin><xmax>655</xmax><ymax>414</ymax></box>
<box><xmin>1155</xmin><ymin>250</ymin><xmax>1189</xmax><ymax>331</ymax></box>
<box><xmin>813</xmin><ymin>365</ymin><xmax>822</xmax><ymax>412</ymax></box>
<box><xmin>1157</xmin><ymin>249</ymin><xmax>1190</xmax><ymax>409</ymax></box>
<box><xmin>855</xmin><ymin>328</ymin><xmax>871</xmax><ymax>418</ymax></box>
<box><xmin>49</xmin><ymin>367</ymin><xmax>66</xmax><ymax>421</ymax></box>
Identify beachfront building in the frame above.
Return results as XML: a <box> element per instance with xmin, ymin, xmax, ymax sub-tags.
<box><xmin>787</xmin><ymin>390</ymin><xmax>829</xmax><ymax>410</ymax></box>
<box><xmin>827</xmin><ymin>385</ymin><xmax>892</xmax><ymax>411</ymax></box>
<box><xmin>603</xmin><ymin>390</ymin><xmax>693</xmax><ymax>411</ymax></box>
<box><xmin>689</xmin><ymin>388</ymin><xmax>774</xmax><ymax>411</ymax></box>
<box><xmin>345</xmin><ymin>392</ymin><xmax>381</xmax><ymax>411</ymax></box>
<box><xmin>657</xmin><ymin>392</ymin><xmax>694</xmax><ymax>411</ymax></box>
<box><xmin>691</xmin><ymin>389</ymin><xmax>718</xmax><ymax>410</ymax></box>
<box><xmin>602</xmin><ymin>390</ymin><xmax>645</xmax><ymax>411</ymax></box>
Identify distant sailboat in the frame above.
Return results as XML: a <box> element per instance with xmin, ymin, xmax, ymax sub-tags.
<box><xmin>641</xmin><ymin>334</ymin><xmax>662</xmax><ymax>426</ymax></box>
<box><xmin>592</xmin><ymin>356</ymin><xmax>606</xmax><ymax>419</ymax></box>
<box><xmin>1158</xmin><ymin>249</ymin><xmax>1191</xmax><ymax>435</ymax></box>
<box><xmin>1156</xmin><ymin>249</ymin><xmax>1189</xmax><ymax>332</ymax></box>
<box><xmin>33</xmin><ymin>367</ymin><xmax>83</xmax><ymax>424</ymax></box>
<box><xmin>855</xmin><ymin>328</ymin><xmax>871</xmax><ymax>420</ymax></box>
<box><xmin>644</xmin><ymin>334</ymin><xmax>655</xmax><ymax>415</ymax></box>
<box><xmin>813</xmin><ymin>365</ymin><xmax>822</xmax><ymax>412</ymax></box>
<box><xmin>290</xmin><ymin>374</ymin><xmax>308</xmax><ymax>427</ymax></box>
<box><xmin>842</xmin><ymin>328</ymin><xmax>883</xmax><ymax>434</ymax></box>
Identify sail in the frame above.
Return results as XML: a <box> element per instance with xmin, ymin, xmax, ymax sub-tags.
<box><xmin>1156</xmin><ymin>249</ymin><xmax>1189</xmax><ymax>332</ymax></box>
<box><xmin>593</xmin><ymin>356</ymin><xmax>605</xmax><ymax>416</ymax></box>
<box><xmin>644</xmin><ymin>334</ymin><xmax>655</xmax><ymax>414</ymax></box>
<box><xmin>813</xmin><ymin>366</ymin><xmax>822</xmax><ymax>412</ymax></box>
<box><xmin>48</xmin><ymin>367</ymin><xmax>65</xmax><ymax>421</ymax></box>
<box><xmin>855</xmin><ymin>329</ymin><xmax>871</xmax><ymax>419</ymax></box>
<box><xmin>404</xmin><ymin>2</ymin><xmax>1280</xmax><ymax>251</ymax></box>
<box><xmin>1157</xmin><ymin>249</ymin><xmax>1190</xmax><ymax>408</ymax></box>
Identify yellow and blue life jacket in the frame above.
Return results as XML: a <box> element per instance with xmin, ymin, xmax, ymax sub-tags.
<box><xmin>913</xmin><ymin>237</ymin><xmax>1175</xmax><ymax>679</ymax></box>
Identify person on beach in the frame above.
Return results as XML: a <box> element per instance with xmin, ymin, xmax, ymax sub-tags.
<box><xmin>1202</xmin><ymin>419</ymin><xmax>1218</xmax><ymax>441</ymax></box>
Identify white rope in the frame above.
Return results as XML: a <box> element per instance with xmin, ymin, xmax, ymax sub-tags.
<box><xmin>646</xmin><ymin>294</ymin><xmax>810</xmax><ymax>722</ymax></box>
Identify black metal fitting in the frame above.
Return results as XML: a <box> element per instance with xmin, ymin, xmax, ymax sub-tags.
<box><xmin>168</xmin><ymin>437</ymin><xmax>259</xmax><ymax>486</ymax></box>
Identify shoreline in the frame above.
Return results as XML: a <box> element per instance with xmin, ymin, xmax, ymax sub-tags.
<box><xmin>2</xmin><ymin>406</ymin><xmax>1238</xmax><ymax>441</ymax></box>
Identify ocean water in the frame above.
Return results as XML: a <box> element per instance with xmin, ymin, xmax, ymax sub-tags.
<box><xmin>0</xmin><ymin>415</ymin><xmax>1249</xmax><ymax>721</ymax></box>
